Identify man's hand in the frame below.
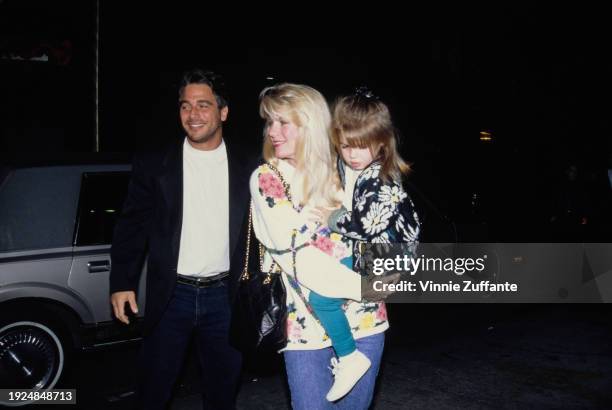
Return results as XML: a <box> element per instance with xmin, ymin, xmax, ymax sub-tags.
<box><xmin>111</xmin><ymin>291</ymin><xmax>139</xmax><ymax>324</ymax></box>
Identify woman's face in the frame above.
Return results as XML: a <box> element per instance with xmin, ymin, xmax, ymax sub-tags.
<box><xmin>267</xmin><ymin>113</ymin><xmax>300</xmax><ymax>166</ymax></box>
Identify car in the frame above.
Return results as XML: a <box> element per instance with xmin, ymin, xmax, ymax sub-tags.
<box><xmin>0</xmin><ymin>155</ymin><xmax>146</xmax><ymax>397</ymax></box>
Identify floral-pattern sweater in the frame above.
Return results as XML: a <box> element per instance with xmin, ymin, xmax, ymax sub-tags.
<box><xmin>329</xmin><ymin>161</ymin><xmax>421</xmax><ymax>273</ymax></box>
<box><xmin>249</xmin><ymin>160</ymin><xmax>389</xmax><ymax>350</ymax></box>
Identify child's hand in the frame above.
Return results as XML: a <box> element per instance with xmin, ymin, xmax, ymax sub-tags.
<box><xmin>362</xmin><ymin>272</ymin><xmax>402</xmax><ymax>302</ymax></box>
<box><xmin>307</xmin><ymin>206</ymin><xmax>339</xmax><ymax>225</ymax></box>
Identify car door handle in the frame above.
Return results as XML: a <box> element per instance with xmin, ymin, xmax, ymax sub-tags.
<box><xmin>88</xmin><ymin>260</ymin><xmax>110</xmax><ymax>273</ymax></box>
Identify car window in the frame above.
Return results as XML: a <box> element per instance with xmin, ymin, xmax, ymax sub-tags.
<box><xmin>0</xmin><ymin>167</ymin><xmax>82</xmax><ymax>252</ymax></box>
<box><xmin>74</xmin><ymin>172</ymin><xmax>130</xmax><ymax>246</ymax></box>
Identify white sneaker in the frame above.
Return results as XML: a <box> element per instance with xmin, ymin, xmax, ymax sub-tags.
<box><xmin>326</xmin><ymin>350</ymin><xmax>371</xmax><ymax>402</ymax></box>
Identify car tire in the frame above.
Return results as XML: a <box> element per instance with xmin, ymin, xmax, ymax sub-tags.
<box><xmin>0</xmin><ymin>317</ymin><xmax>71</xmax><ymax>404</ymax></box>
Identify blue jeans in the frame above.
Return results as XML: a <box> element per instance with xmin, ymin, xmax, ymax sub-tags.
<box><xmin>137</xmin><ymin>281</ymin><xmax>242</xmax><ymax>410</ymax></box>
<box><xmin>283</xmin><ymin>332</ymin><xmax>385</xmax><ymax>410</ymax></box>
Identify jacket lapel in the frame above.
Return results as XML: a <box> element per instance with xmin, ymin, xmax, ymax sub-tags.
<box><xmin>226</xmin><ymin>140</ymin><xmax>251</xmax><ymax>259</ymax></box>
<box><xmin>159</xmin><ymin>139</ymin><xmax>184</xmax><ymax>264</ymax></box>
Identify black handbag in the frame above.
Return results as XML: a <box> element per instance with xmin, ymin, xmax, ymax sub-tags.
<box><xmin>229</xmin><ymin>202</ymin><xmax>288</xmax><ymax>353</ymax></box>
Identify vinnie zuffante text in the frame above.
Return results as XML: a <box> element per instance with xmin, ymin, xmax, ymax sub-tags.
<box><xmin>370</xmin><ymin>254</ymin><xmax>519</xmax><ymax>293</ymax></box>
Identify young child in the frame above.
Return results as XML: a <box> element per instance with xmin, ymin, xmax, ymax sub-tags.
<box><xmin>308</xmin><ymin>87</ymin><xmax>421</xmax><ymax>402</ymax></box>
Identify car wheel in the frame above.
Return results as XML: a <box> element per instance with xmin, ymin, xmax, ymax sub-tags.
<box><xmin>0</xmin><ymin>320</ymin><xmax>66</xmax><ymax>394</ymax></box>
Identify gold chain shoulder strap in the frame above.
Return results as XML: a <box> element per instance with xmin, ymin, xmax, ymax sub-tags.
<box><xmin>264</xmin><ymin>163</ymin><xmax>320</xmax><ymax>319</ymax></box>
<box><xmin>264</xmin><ymin>161</ymin><xmax>292</xmax><ymax>202</ymax></box>
<box><xmin>241</xmin><ymin>203</ymin><xmax>277</xmax><ymax>282</ymax></box>
<box><xmin>245</xmin><ymin>162</ymin><xmax>323</xmax><ymax>325</ymax></box>
<box><xmin>241</xmin><ymin>202</ymin><xmax>254</xmax><ymax>280</ymax></box>
<box><xmin>241</xmin><ymin>162</ymin><xmax>290</xmax><ymax>282</ymax></box>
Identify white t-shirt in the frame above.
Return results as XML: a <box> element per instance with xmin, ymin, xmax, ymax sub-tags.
<box><xmin>177</xmin><ymin>139</ymin><xmax>229</xmax><ymax>277</ymax></box>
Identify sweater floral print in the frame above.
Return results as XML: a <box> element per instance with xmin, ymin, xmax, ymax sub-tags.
<box><xmin>329</xmin><ymin>161</ymin><xmax>421</xmax><ymax>274</ymax></box>
<box><xmin>250</xmin><ymin>161</ymin><xmax>389</xmax><ymax>350</ymax></box>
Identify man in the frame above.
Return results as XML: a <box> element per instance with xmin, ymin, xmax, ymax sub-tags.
<box><xmin>110</xmin><ymin>69</ymin><xmax>253</xmax><ymax>409</ymax></box>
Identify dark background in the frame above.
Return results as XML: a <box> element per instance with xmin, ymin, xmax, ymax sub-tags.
<box><xmin>1</xmin><ymin>1</ymin><xmax>611</xmax><ymax>242</ymax></box>
<box><xmin>1</xmin><ymin>3</ymin><xmax>612</xmax><ymax>408</ymax></box>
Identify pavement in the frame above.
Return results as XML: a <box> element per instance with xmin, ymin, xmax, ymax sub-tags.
<box><xmin>30</xmin><ymin>304</ymin><xmax>612</xmax><ymax>409</ymax></box>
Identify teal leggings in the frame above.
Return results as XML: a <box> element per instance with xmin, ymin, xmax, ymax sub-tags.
<box><xmin>307</xmin><ymin>256</ymin><xmax>356</xmax><ymax>357</ymax></box>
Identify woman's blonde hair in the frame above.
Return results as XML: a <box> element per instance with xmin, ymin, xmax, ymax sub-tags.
<box><xmin>331</xmin><ymin>93</ymin><xmax>411</xmax><ymax>183</ymax></box>
<box><xmin>259</xmin><ymin>83</ymin><xmax>341</xmax><ymax>207</ymax></box>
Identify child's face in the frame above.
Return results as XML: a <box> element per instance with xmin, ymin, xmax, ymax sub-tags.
<box><xmin>339</xmin><ymin>137</ymin><xmax>375</xmax><ymax>171</ymax></box>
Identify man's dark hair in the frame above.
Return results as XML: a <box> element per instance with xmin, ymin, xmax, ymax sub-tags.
<box><xmin>178</xmin><ymin>69</ymin><xmax>228</xmax><ymax>108</ymax></box>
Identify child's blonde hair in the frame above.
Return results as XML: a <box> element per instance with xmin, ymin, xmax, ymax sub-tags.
<box><xmin>259</xmin><ymin>83</ymin><xmax>341</xmax><ymax>207</ymax></box>
<box><xmin>331</xmin><ymin>92</ymin><xmax>411</xmax><ymax>183</ymax></box>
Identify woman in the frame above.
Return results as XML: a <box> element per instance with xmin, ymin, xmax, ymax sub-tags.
<box><xmin>249</xmin><ymin>83</ymin><xmax>388</xmax><ymax>409</ymax></box>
